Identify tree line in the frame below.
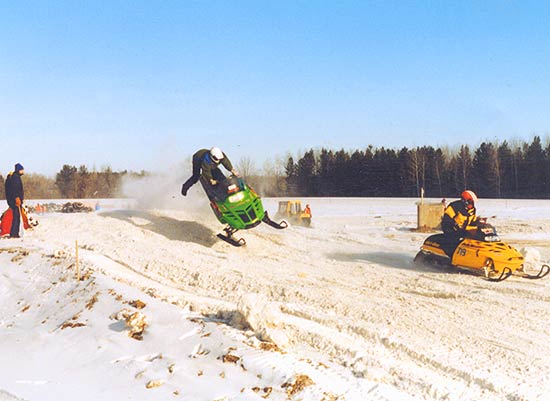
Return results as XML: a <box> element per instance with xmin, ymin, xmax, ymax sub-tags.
<box><xmin>284</xmin><ymin>136</ymin><xmax>550</xmax><ymax>199</ymax></box>
<box><xmin>0</xmin><ymin>165</ymin><xmax>147</xmax><ymax>200</ymax></box>
<box><xmin>2</xmin><ymin>136</ymin><xmax>550</xmax><ymax>200</ymax></box>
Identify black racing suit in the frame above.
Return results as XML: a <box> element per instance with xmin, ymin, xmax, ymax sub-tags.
<box><xmin>5</xmin><ymin>172</ymin><xmax>24</xmax><ymax>237</ymax></box>
<box><xmin>439</xmin><ymin>199</ymin><xmax>478</xmax><ymax>257</ymax></box>
<box><xmin>181</xmin><ymin>149</ymin><xmax>234</xmax><ymax>196</ymax></box>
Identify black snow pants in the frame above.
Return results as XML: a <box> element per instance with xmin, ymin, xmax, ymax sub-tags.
<box><xmin>439</xmin><ymin>232</ymin><xmax>464</xmax><ymax>257</ymax></box>
<box><xmin>181</xmin><ymin>154</ymin><xmax>203</xmax><ymax>195</ymax></box>
<box><xmin>8</xmin><ymin>203</ymin><xmax>21</xmax><ymax>237</ymax></box>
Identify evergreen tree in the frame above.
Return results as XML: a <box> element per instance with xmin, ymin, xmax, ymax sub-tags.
<box><xmin>76</xmin><ymin>165</ymin><xmax>90</xmax><ymax>198</ymax></box>
<box><xmin>431</xmin><ymin>148</ymin><xmax>446</xmax><ymax>197</ymax></box>
<box><xmin>497</xmin><ymin>141</ymin><xmax>513</xmax><ymax>198</ymax></box>
<box><xmin>472</xmin><ymin>142</ymin><xmax>499</xmax><ymax>197</ymax></box>
<box><xmin>397</xmin><ymin>147</ymin><xmax>414</xmax><ymax>196</ymax></box>
<box><xmin>333</xmin><ymin>149</ymin><xmax>350</xmax><ymax>195</ymax></box>
<box><xmin>284</xmin><ymin>156</ymin><xmax>297</xmax><ymax>196</ymax></box>
<box><xmin>422</xmin><ymin>146</ymin><xmax>444</xmax><ymax>197</ymax></box>
<box><xmin>361</xmin><ymin>145</ymin><xmax>378</xmax><ymax>196</ymax></box>
<box><xmin>318</xmin><ymin>148</ymin><xmax>334</xmax><ymax>196</ymax></box>
<box><xmin>544</xmin><ymin>141</ymin><xmax>550</xmax><ymax>197</ymax></box>
<box><xmin>523</xmin><ymin>136</ymin><xmax>545</xmax><ymax>197</ymax></box>
<box><xmin>55</xmin><ymin>165</ymin><xmax>78</xmax><ymax>198</ymax></box>
<box><xmin>349</xmin><ymin>150</ymin><xmax>364</xmax><ymax>195</ymax></box>
<box><xmin>511</xmin><ymin>144</ymin><xmax>523</xmax><ymax>196</ymax></box>
<box><xmin>385</xmin><ymin>148</ymin><xmax>401</xmax><ymax>196</ymax></box>
<box><xmin>296</xmin><ymin>150</ymin><xmax>317</xmax><ymax>196</ymax></box>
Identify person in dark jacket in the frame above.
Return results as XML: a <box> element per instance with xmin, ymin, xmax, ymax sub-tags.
<box><xmin>439</xmin><ymin>190</ymin><xmax>480</xmax><ymax>256</ymax></box>
<box><xmin>441</xmin><ymin>190</ymin><xmax>479</xmax><ymax>236</ymax></box>
<box><xmin>5</xmin><ymin>163</ymin><xmax>25</xmax><ymax>238</ymax></box>
<box><xmin>181</xmin><ymin>147</ymin><xmax>239</xmax><ymax>196</ymax></box>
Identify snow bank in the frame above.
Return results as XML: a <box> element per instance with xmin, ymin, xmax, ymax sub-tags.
<box><xmin>2</xmin><ymin>197</ymin><xmax>550</xmax><ymax>400</ymax></box>
<box><xmin>0</xmin><ymin>389</ymin><xmax>26</xmax><ymax>401</ymax></box>
<box><xmin>235</xmin><ymin>293</ymin><xmax>290</xmax><ymax>348</ymax></box>
<box><xmin>0</xmin><ymin>238</ymin><xmax>411</xmax><ymax>401</ymax></box>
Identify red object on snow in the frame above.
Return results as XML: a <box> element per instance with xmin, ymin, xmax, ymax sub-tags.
<box><xmin>0</xmin><ymin>207</ymin><xmax>31</xmax><ymax>236</ymax></box>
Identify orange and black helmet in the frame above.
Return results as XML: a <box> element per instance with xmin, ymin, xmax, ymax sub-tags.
<box><xmin>461</xmin><ymin>190</ymin><xmax>478</xmax><ymax>209</ymax></box>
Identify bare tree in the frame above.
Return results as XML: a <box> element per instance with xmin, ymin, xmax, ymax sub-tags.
<box><xmin>456</xmin><ymin>145</ymin><xmax>472</xmax><ymax>191</ymax></box>
<box><xmin>22</xmin><ymin>174</ymin><xmax>61</xmax><ymax>199</ymax></box>
<box><xmin>409</xmin><ymin>148</ymin><xmax>426</xmax><ymax>197</ymax></box>
<box><xmin>237</xmin><ymin>156</ymin><xmax>256</xmax><ymax>180</ymax></box>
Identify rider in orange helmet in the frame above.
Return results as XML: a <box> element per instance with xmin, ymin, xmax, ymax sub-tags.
<box><xmin>441</xmin><ymin>190</ymin><xmax>480</xmax><ymax>237</ymax></box>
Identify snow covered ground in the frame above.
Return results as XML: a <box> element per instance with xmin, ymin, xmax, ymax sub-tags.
<box><xmin>1</xmin><ymin>197</ymin><xmax>550</xmax><ymax>401</ymax></box>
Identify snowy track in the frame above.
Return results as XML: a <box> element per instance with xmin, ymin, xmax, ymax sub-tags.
<box><xmin>4</xmin><ymin>198</ymin><xmax>550</xmax><ymax>400</ymax></box>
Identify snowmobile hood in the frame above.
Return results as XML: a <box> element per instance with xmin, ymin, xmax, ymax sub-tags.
<box><xmin>453</xmin><ymin>239</ymin><xmax>524</xmax><ymax>270</ymax></box>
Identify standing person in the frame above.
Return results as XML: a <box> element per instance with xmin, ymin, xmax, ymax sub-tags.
<box><xmin>181</xmin><ymin>147</ymin><xmax>239</xmax><ymax>196</ymax></box>
<box><xmin>5</xmin><ymin>163</ymin><xmax>25</xmax><ymax>238</ymax></box>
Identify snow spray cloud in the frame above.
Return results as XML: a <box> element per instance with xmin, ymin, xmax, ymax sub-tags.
<box><xmin>119</xmin><ymin>160</ymin><xmax>210</xmax><ymax>217</ymax></box>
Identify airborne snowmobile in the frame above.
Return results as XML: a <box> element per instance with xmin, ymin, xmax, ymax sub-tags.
<box><xmin>414</xmin><ymin>222</ymin><xmax>549</xmax><ymax>282</ymax></box>
<box><xmin>200</xmin><ymin>175</ymin><xmax>287</xmax><ymax>246</ymax></box>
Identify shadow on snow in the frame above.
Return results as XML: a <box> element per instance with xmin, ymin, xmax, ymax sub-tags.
<box><xmin>100</xmin><ymin>210</ymin><xmax>218</xmax><ymax>248</ymax></box>
<box><xmin>327</xmin><ymin>251</ymin><xmax>456</xmax><ymax>274</ymax></box>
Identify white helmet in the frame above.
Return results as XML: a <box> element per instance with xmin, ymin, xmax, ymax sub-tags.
<box><xmin>210</xmin><ymin>147</ymin><xmax>224</xmax><ymax>163</ymax></box>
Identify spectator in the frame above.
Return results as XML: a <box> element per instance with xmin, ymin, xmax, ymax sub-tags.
<box><xmin>5</xmin><ymin>163</ymin><xmax>25</xmax><ymax>238</ymax></box>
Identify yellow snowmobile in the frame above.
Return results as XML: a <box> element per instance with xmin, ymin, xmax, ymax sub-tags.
<box><xmin>414</xmin><ymin>223</ymin><xmax>549</xmax><ymax>282</ymax></box>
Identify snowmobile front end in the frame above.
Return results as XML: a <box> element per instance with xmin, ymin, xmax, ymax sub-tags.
<box><xmin>415</xmin><ymin>223</ymin><xmax>549</xmax><ymax>282</ymax></box>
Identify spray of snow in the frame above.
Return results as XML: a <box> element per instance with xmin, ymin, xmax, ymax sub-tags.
<box><xmin>119</xmin><ymin>160</ymin><xmax>211</xmax><ymax>219</ymax></box>
<box><xmin>520</xmin><ymin>247</ymin><xmax>542</xmax><ymax>267</ymax></box>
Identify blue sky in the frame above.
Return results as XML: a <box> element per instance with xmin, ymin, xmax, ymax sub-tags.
<box><xmin>1</xmin><ymin>1</ymin><xmax>550</xmax><ymax>175</ymax></box>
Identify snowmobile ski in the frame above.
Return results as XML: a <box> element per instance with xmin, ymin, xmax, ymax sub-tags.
<box><xmin>485</xmin><ymin>267</ymin><xmax>513</xmax><ymax>282</ymax></box>
<box><xmin>517</xmin><ymin>264</ymin><xmax>550</xmax><ymax>280</ymax></box>
<box><xmin>262</xmin><ymin>211</ymin><xmax>288</xmax><ymax>229</ymax></box>
<box><xmin>217</xmin><ymin>226</ymin><xmax>246</xmax><ymax>247</ymax></box>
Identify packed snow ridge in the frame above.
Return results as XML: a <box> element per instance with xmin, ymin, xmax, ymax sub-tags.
<box><xmin>1</xmin><ymin>197</ymin><xmax>550</xmax><ymax>401</ymax></box>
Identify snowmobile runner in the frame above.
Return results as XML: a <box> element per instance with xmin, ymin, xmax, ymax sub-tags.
<box><xmin>200</xmin><ymin>175</ymin><xmax>287</xmax><ymax>246</ymax></box>
<box><xmin>414</xmin><ymin>222</ymin><xmax>550</xmax><ymax>282</ymax></box>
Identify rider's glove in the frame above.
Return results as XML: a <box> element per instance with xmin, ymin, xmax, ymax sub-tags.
<box><xmin>231</xmin><ymin>169</ymin><xmax>239</xmax><ymax>177</ymax></box>
<box><xmin>210</xmin><ymin>179</ymin><xmax>218</xmax><ymax>185</ymax></box>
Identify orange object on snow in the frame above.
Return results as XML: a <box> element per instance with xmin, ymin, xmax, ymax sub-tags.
<box><xmin>0</xmin><ymin>207</ymin><xmax>31</xmax><ymax>237</ymax></box>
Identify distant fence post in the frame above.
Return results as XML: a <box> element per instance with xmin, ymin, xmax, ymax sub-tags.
<box><xmin>75</xmin><ymin>240</ymin><xmax>80</xmax><ymax>281</ymax></box>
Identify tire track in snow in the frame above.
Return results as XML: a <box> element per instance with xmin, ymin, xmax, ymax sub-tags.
<box><xmin>268</xmin><ymin>302</ymin><xmax>506</xmax><ymax>400</ymax></box>
<box><xmin>26</xmin><ymin>209</ymin><xmax>550</xmax><ymax>401</ymax></box>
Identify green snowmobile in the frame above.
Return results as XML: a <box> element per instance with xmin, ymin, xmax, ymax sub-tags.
<box><xmin>200</xmin><ymin>175</ymin><xmax>287</xmax><ymax>246</ymax></box>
